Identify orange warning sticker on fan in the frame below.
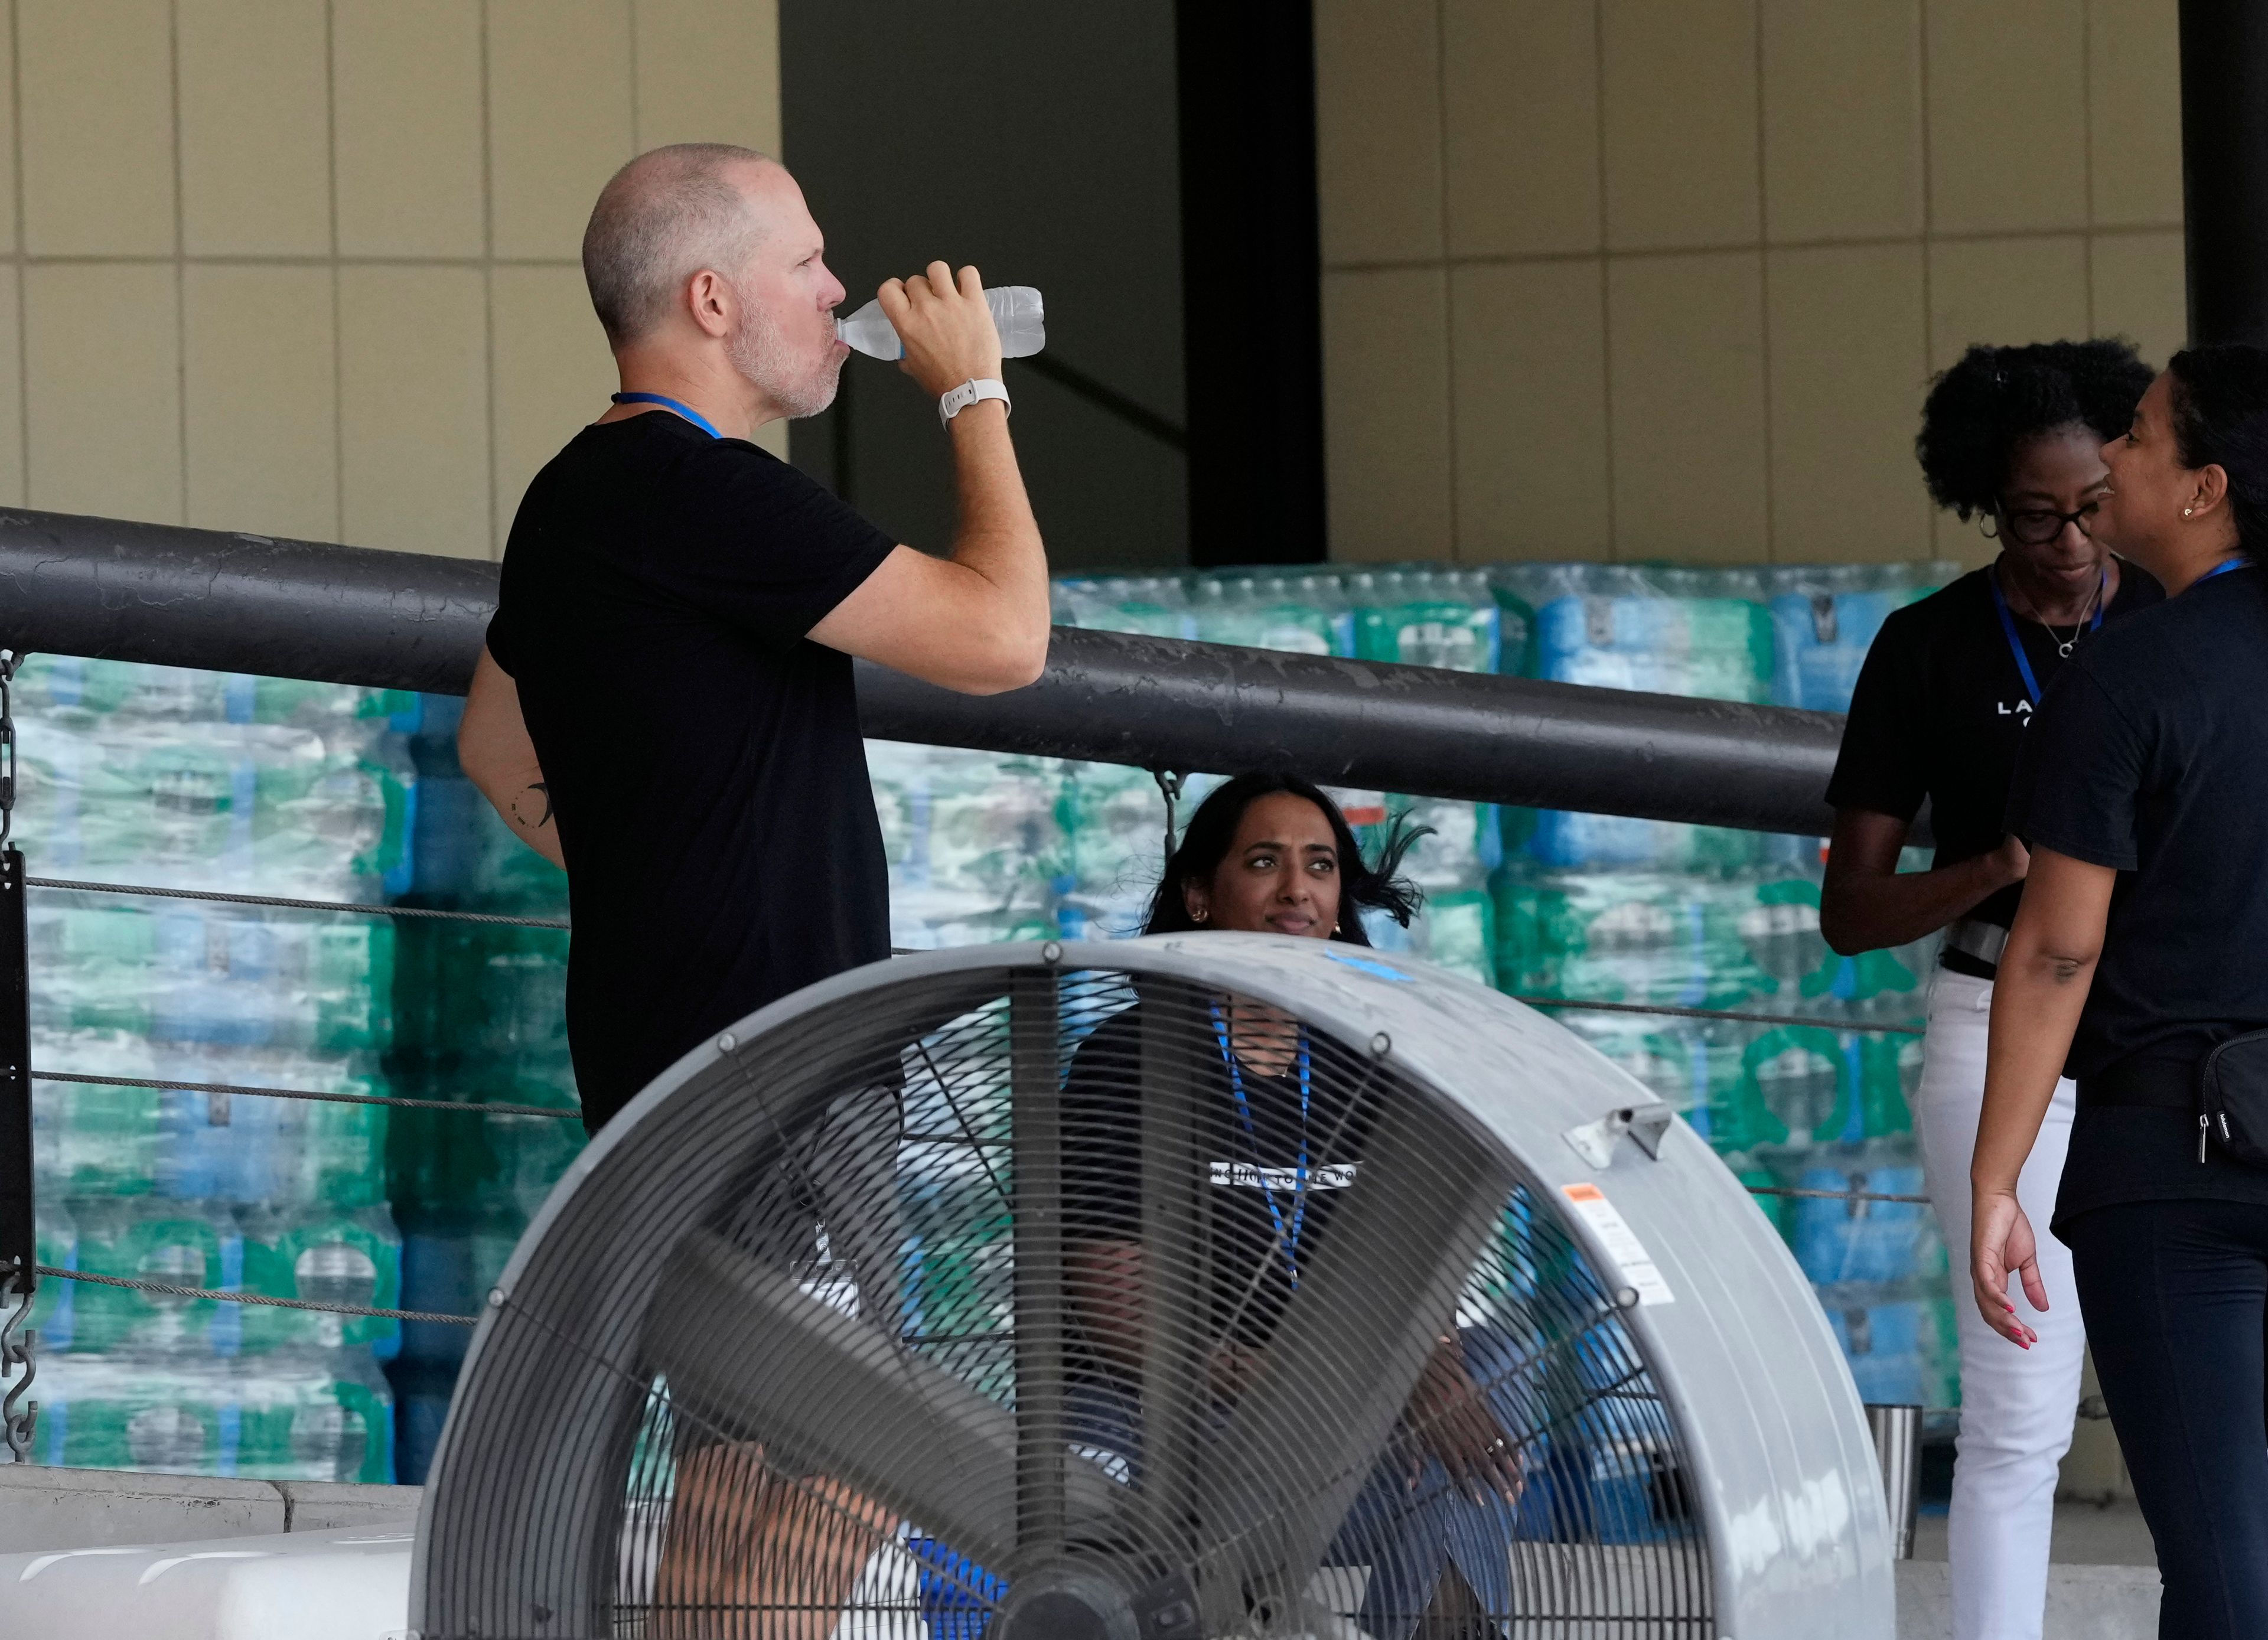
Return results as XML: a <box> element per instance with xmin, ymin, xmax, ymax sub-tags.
<box><xmin>1560</xmin><ymin>1183</ymin><xmax>1676</xmax><ymax>1307</ymax></box>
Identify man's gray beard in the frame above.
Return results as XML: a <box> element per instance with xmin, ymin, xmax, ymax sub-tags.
<box><xmin>728</xmin><ymin>297</ymin><xmax>841</xmax><ymax>420</ymax></box>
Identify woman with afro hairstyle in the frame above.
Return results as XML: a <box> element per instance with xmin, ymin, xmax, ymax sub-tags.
<box><xmin>1818</xmin><ymin>338</ymin><xmax>2161</xmax><ymax>1640</ymax></box>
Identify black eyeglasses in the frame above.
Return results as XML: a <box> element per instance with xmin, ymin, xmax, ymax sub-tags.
<box><xmin>1998</xmin><ymin>500</ymin><xmax>2100</xmax><ymax>547</ymax></box>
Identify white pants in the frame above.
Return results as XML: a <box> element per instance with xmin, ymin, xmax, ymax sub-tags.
<box><xmin>1912</xmin><ymin>969</ymin><xmax>2085</xmax><ymax>1640</ymax></box>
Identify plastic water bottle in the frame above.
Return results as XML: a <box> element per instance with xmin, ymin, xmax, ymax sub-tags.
<box><xmin>1349</xmin><ymin>568</ymin><xmax>1501</xmax><ymax>674</ymax></box>
<box><xmin>233</xmin><ymin>1347</ymin><xmax>394</xmax><ymax>1482</ymax></box>
<box><xmin>835</xmin><ymin>286</ymin><xmax>1045</xmax><ymax>360</ymax></box>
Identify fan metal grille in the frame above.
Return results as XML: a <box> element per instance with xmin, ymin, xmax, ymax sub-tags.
<box><xmin>420</xmin><ymin>961</ymin><xmax>1716</xmax><ymax>1639</ymax></box>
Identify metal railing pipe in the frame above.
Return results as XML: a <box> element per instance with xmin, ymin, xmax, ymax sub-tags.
<box><xmin>0</xmin><ymin>509</ymin><xmax>496</xmax><ymax>693</ymax></box>
<box><xmin>0</xmin><ymin>507</ymin><xmax>1844</xmax><ymax>836</ymax></box>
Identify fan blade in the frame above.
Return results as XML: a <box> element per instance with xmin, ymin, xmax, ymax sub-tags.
<box><xmin>874</xmin><ymin>970</ymin><xmax>1021</xmax><ymax>1051</ymax></box>
<box><xmin>1138</xmin><ymin>996</ymin><xmax>1208</xmax><ymax>1560</ymax></box>
<box><xmin>1190</xmin><ymin>1093</ymin><xmax>1514</xmax><ymax>1629</ymax></box>
<box><xmin>647</xmin><ymin>1228</ymin><xmax>1130</xmax><ymax>1574</ymax></box>
<box><xmin>1011</xmin><ymin>970</ymin><xmax>1069</xmax><ymax>1554</ymax></box>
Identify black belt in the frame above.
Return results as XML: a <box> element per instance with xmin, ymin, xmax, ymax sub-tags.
<box><xmin>2077</xmin><ymin>1057</ymin><xmax>2201</xmax><ymax>1112</ymax></box>
<box><xmin>1943</xmin><ymin>917</ymin><xmax>2008</xmax><ymax>969</ymax></box>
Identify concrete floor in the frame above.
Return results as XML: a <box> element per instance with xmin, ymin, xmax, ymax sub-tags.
<box><xmin>4</xmin><ymin>1463</ymin><xmax>2166</xmax><ymax>1638</ymax></box>
<box><xmin>1898</xmin><ymin>1501</ymin><xmax>2159</xmax><ymax>1640</ymax></box>
<box><xmin>1910</xmin><ymin>1498</ymin><xmax>2156</xmax><ymax>1567</ymax></box>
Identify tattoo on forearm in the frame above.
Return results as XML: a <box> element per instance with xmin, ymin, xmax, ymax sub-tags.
<box><xmin>510</xmin><ymin>781</ymin><xmax>553</xmax><ymax>830</ymax></box>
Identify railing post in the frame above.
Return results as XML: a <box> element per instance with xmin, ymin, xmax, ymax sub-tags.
<box><xmin>0</xmin><ymin>650</ymin><xmax>37</xmax><ymax>1462</ymax></box>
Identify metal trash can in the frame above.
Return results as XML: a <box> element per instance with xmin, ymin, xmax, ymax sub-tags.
<box><xmin>1866</xmin><ymin>1402</ymin><xmax>1923</xmax><ymax>1560</ymax></box>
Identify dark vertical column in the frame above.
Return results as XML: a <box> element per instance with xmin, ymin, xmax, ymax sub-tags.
<box><xmin>2180</xmin><ymin>0</ymin><xmax>2268</xmax><ymax>346</ymax></box>
<box><xmin>783</xmin><ymin>0</ymin><xmax>1191</xmax><ymax>571</ymax></box>
<box><xmin>1010</xmin><ymin>967</ymin><xmax>1065</xmax><ymax>1550</ymax></box>
<box><xmin>0</xmin><ymin>848</ymin><xmax>27</xmax><ymax>1283</ymax></box>
<box><xmin>0</xmin><ymin>841</ymin><xmax>35</xmax><ymax>1462</ymax></box>
<box><xmin>1177</xmin><ymin>0</ymin><xmax>1329</xmax><ymax>566</ymax></box>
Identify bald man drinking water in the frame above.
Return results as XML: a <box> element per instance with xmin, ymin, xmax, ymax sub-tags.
<box><xmin>457</xmin><ymin>144</ymin><xmax>1048</xmax><ymax>1636</ymax></box>
<box><xmin>460</xmin><ymin>142</ymin><xmax>1047</xmax><ymax>1133</ymax></box>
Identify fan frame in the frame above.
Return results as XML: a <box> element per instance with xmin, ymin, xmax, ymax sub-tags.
<box><xmin>410</xmin><ymin>933</ymin><xmax>1896</xmax><ymax>1640</ymax></box>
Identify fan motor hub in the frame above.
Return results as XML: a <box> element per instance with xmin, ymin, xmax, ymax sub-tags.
<box><xmin>996</xmin><ymin>1567</ymin><xmax>1139</xmax><ymax>1640</ymax></box>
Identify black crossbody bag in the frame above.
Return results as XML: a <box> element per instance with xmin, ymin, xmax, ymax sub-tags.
<box><xmin>2202</xmin><ymin>1029</ymin><xmax>2268</xmax><ymax>1167</ymax></box>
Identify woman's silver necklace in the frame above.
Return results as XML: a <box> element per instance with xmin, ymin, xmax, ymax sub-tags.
<box><xmin>2008</xmin><ymin>566</ymin><xmax>2104</xmax><ymax>657</ymax></box>
<box><xmin>2054</xmin><ymin>574</ymin><xmax>2106</xmax><ymax>656</ymax></box>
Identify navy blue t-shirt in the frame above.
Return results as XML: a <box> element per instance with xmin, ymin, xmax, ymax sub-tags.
<box><xmin>1826</xmin><ymin>564</ymin><xmax>2162</xmax><ymax>966</ymax></box>
<box><xmin>2006</xmin><ymin>563</ymin><xmax>2268</xmax><ymax>1222</ymax></box>
<box><xmin>487</xmin><ymin>412</ymin><xmax>896</xmax><ymax>1131</ymax></box>
<box><xmin>1063</xmin><ymin>1001</ymin><xmax>1377</xmax><ymax>1352</ymax></box>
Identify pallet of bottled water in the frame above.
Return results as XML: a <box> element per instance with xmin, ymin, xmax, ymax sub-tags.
<box><xmin>0</xmin><ymin>561</ymin><xmax>1974</xmax><ymax>1486</ymax></box>
<box><xmin>9</xmin><ymin>657</ymin><xmax>418</xmax><ymax>1482</ymax></box>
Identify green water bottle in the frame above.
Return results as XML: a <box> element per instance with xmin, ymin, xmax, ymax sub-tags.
<box><xmin>39</xmin><ymin>1354</ymin><xmax>236</xmax><ymax>1474</ymax></box>
<box><xmin>238</xmin><ymin>1203</ymin><xmax>402</xmax><ymax>1357</ymax></box>
<box><xmin>233</xmin><ymin>1347</ymin><xmax>395</xmax><ymax>1483</ymax></box>
<box><xmin>1350</xmin><ymin>568</ymin><xmax>1501</xmax><ymax>674</ymax></box>
<box><xmin>66</xmin><ymin>1196</ymin><xmax>223</xmax><ymax>1355</ymax></box>
<box><xmin>1741</xmin><ymin>1025</ymin><xmax>1846</xmax><ymax>1149</ymax></box>
<box><xmin>1409</xmin><ymin>888</ymin><xmax>1496</xmax><ymax>986</ymax></box>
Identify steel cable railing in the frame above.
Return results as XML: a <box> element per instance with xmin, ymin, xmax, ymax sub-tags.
<box><xmin>32</xmin><ymin>1263</ymin><xmax>478</xmax><ymax>1326</ymax></box>
<box><xmin>14</xmin><ymin>871</ymin><xmax>1944</xmax><ymax>1325</ymax></box>
<box><xmin>1</xmin><ymin>880</ymin><xmax>1967</xmax><ymax>1466</ymax></box>
<box><xmin>33</xmin><ymin>1069</ymin><xmax>580</xmax><ymax>1121</ymax></box>
<box><xmin>4</xmin><ymin>832</ymin><xmax>582</xmax><ymax>1425</ymax></box>
<box><xmin>0</xmin><ymin>723</ymin><xmax>1948</xmax><ymax>1465</ymax></box>
<box><xmin>1511</xmin><ymin>993</ymin><xmax>1922</xmax><ymax>1037</ymax></box>
<box><xmin>27</xmin><ymin>872</ymin><xmax>568</xmax><ymax>930</ymax></box>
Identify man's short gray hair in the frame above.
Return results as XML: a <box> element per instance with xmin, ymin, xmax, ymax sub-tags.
<box><xmin>582</xmin><ymin>143</ymin><xmax>774</xmax><ymax>347</ymax></box>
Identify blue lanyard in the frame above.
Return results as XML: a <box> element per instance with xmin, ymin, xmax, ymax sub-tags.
<box><xmin>1210</xmin><ymin>1003</ymin><xmax>1312</xmax><ymax>1289</ymax></box>
<box><xmin>611</xmin><ymin>392</ymin><xmax>721</xmax><ymax>439</ymax></box>
<box><xmin>2195</xmin><ymin>558</ymin><xmax>2248</xmax><ymax>588</ymax></box>
<box><xmin>1987</xmin><ymin>566</ymin><xmax>2103</xmax><ymax>707</ymax></box>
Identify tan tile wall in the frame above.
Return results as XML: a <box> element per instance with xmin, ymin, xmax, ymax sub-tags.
<box><xmin>1317</xmin><ymin>0</ymin><xmax>2188</xmax><ymax>568</ymax></box>
<box><xmin>0</xmin><ymin>0</ymin><xmax>780</xmax><ymax>559</ymax></box>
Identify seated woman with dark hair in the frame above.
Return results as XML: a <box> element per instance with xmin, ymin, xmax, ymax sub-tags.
<box><xmin>1063</xmin><ymin>774</ymin><xmax>1523</xmax><ymax>1640</ymax></box>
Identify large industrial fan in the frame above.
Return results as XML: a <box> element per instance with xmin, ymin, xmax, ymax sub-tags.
<box><xmin>411</xmin><ymin>935</ymin><xmax>1895</xmax><ymax>1639</ymax></box>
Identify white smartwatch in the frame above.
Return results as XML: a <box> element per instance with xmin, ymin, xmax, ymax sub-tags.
<box><xmin>938</xmin><ymin>377</ymin><xmax>1011</xmax><ymax>427</ymax></box>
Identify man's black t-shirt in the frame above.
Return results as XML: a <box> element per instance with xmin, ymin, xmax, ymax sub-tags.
<box><xmin>2006</xmin><ymin>565</ymin><xmax>2268</xmax><ymax>1223</ymax></box>
<box><xmin>487</xmin><ymin>412</ymin><xmax>897</xmax><ymax>1131</ymax></box>
<box><xmin>1062</xmin><ymin>1002</ymin><xmax>1377</xmax><ymax>1356</ymax></box>
<box><xmin>1826</xmin><ymin>564</ymin><xmax>2163</xmax><ymax>970</ymax></box>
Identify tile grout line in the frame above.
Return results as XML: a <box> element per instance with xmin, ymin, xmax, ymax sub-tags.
<box><xmin>1752</xmin><ymin>0</ymin><xmax>1774</xmax><ymax>565</ymax></box>
<box><xmin>1592</xmin><ymin>0</ymin><xmax>1617</xmax><ymax>562</ymax></box>
<box><xmin>627</xmin><ymin>0</ymin><xmax>641</xmax><ymax>153</ymax></box>
<box><xmin>326</xmin><ymin>0</ymin><xmax>344</xmax><ymax>546</ymax></box>
<box><xmin>1317</xmin><ymin>219</ymin><xmax>2181</xmax><ymax>275</ymax></box>
<box><xmin>1915</xmin><ymin>5</ymin><xmax>1935</xmax><ymax>354</ymax></box>
<box><xmin>170</xmin><ymin>0</ymin><xmax>188</xmax><ymax>529</ymax></box>
<box><xmin>8</xmin><ymin>0</ymin><xmax>27</xmax><ymax>510</ymax></box>
<box><xmin>1435</xmin><ymin>0</ymin><xmax>1458</xmax><ymax>564</ymax></box>
<box><xmin>1916</xmin><ymin>0</ymin><xmax>1941</xmax><ymax>562</ymax></box>
<box><xmin>480</xmin><ymin>0</ymin><xmax>499</xmax><ymax>561</ymax></box>
<box><xmin>0</xmin><ymin>227</ymin><xmax>2185</xmax><ymax>270</ymax></box>
<box><xmin>0</xmin><ymin>252</ymin><xmax>585</xmax><ymax>268</ymax></box>
<box><xmin>2080</xmin><ymin>0</ymin><xmax>2096</xmax><ymax>332</ymax></box>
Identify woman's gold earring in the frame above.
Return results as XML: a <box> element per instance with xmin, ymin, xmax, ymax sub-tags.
<box><xmin>2185</xmin><ymin>506</ymin><xmax>2196</xmax><ymax>518</ymax></box>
